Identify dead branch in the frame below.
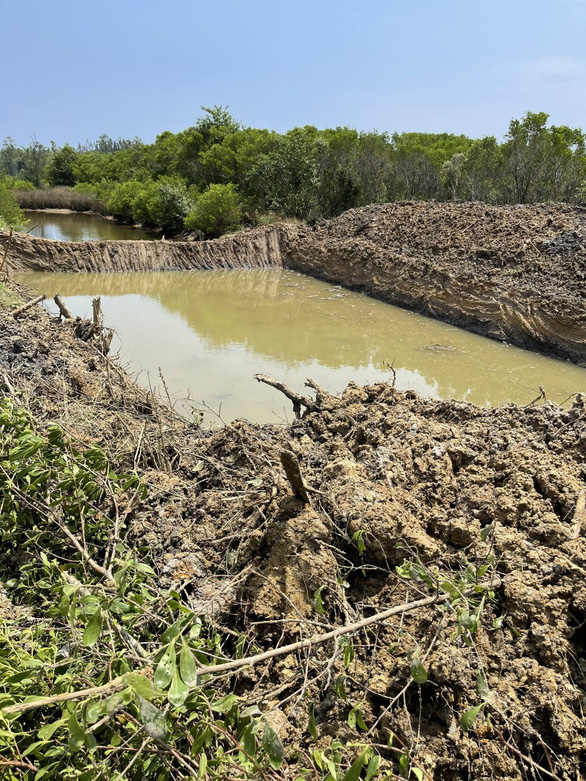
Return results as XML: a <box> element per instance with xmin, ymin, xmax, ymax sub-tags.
<box><xmin>11</xmin><ymin>294</ymin><xmax>46</xmax><ymax>318</ymax></box>
<box><xmin>0</xmin><ymin>760</ymin><xmax>38</xmax><ymax>773</ymax></box>
<box><xmin>92</xmin><ymin>295</ymin><xmax>104</xmax><ymax>331</ymax></box>
<box><xmin>280</xmin><ymin>449</ymin><xmax>310</xmax><ymax>503</ymax></box>
<box><xmin>1</xmin><ymin>668</ymin><xmax>150</xmax><ymax>716</ymax></box>
<box><xmin>191</xmin><ymin>580</ymin><xmax>499</xmax><ymax>679</ymax></box>
<box><xmin>54</xmin><ymin>293</ymin><xmax>73</xmax><ymax>320</ymax></box>
<box><xmin>493</xmin><ymin>726</ymin><xmax>562</xmax><ymax>781</ymax></box>
<box><xmin>305</xmin><ymin>376</ymin><xmax>329</xmax><ymax>397</ymax></box>
<box><xmin>254</xmin><ymin>373</ymin><xmax>315</xmax><ymax>418</ymax></box>
<box><xmin>1</xmin><ymin>581</ymin><xmax>499</xmax><ymax>717</ymax></box>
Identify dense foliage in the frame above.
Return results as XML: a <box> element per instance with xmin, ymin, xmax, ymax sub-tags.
<box><xmin>2</xmin><ymin>109</ymin><xmax>586</xmax><ymax>237</ymax></box>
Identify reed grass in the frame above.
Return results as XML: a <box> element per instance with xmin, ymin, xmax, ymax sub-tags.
<box><xmin>14</xmin><ymin>187</ymin><xmax>102</xmax><ymax>213</ymax></box>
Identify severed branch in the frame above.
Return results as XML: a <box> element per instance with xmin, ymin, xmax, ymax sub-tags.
<box><xmin>92</xmin><ymin>295</ymin><xmax>104</xmax><ymax>331</ymax></box>
<box><xmin>1</xmin><ymin>668</ymin><xmax>150</xmax><ymax>716</ymax></box>
<box><xmin>280</xmin><ymin>449</ymin><xmax>310</xmax><ymax>503</ymax></box>
<box><xmin>54</xmin><ymin>293</ymin><xmax>73</xmax><ymax>320</ymax></box>
<box><xmin>190</xmin><ymin>580</ymin><xmax>499</xmax><ymax>679</ymax></box>
<box><xmin>12</xmin><ymin>294</ymin><xmax>46</xmax><ymax>318</ymax></box>
<box><xmin>254</xmin><ymin>373</ymin><xmax>316</xmax><ymax>418</ymax></box>
<box><xmin>304</xmin><ymin>376</ymin><xmax>329</xmax><ymax>397</ymax></box>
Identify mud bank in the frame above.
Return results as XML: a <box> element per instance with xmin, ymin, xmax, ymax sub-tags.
<box><xmin>1</xmin><ymin>285</ymin><xmax>586</xmax><ymax>778</ymax></box>
<box><xmin>3</xmin><ymin>201</ymin><xmax>586</xmax><ymax>362</ymax></box>
<box><xmin>3</xmin><ymin>223</ymin><xmax>285</xmax><ymax>273</ymax></box>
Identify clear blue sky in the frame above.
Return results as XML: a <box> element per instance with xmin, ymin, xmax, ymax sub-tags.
<box><xmin>2</xmin><ymin>0</ymin><xmax>585</xmax><ymax>146</ymax></box>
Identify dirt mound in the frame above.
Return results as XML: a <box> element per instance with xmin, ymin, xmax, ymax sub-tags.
<box><xmin>282</xmin><ymin>201</ymin><xmax>586</xmax><ymax>363</ymax></box>
<box><xmin>2</xmin><ymin>284</ymin><xmax>586</xmax><ymax>778</ymax></box>
<box><xmin>313</xmin><ymin>201</ymin><xmax>586</xmax><ymax>301</ymax></box>
<box><xmin>126</xmin><ymin>377</ymin><xmax>586</xmax><ymax>778</ymax></box>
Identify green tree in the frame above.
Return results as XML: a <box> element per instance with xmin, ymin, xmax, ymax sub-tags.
<box><xmin>46</xmin><ymin>144</ymin><xmax>78</xmax><ymax>187</ymax></box>
<box><xmin>0</xmin><ymin>181</ymin><xmax>28</xmax><ymax>230</ymax></box>
<box><xmin>501</xmin><ymin>111</ymin><xmax>585</xmax><ymax>203</ymax></box>
<box><xmin>184</xmin><ymin>183</ymin><xmax>241</xmax><ymax>237</ymax></box>
<box><xmin>20</xmin><ymin>136</ymin><xmax>50</xmax><ymax>188</ymax></box>
<box><xmin>0</xmin><ymin>137</ymin><xmax>21</xmax><ymax>177</ymax></box>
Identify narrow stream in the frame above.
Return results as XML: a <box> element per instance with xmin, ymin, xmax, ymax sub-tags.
<box><xmin>18</xmin><ymin>269</ymin><xmax>586</xmax><ymax>424</ymax></box>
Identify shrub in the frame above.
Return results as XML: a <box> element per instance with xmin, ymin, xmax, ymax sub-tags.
<box><xmin>184</xmin><ymin>183</ymin><xmax>241</xmax><ymax>237</ymax></box>
<box><xmin>0</xmin><ymin>184</ymin><xmax>28</xmax><ymax>230</ymax></box>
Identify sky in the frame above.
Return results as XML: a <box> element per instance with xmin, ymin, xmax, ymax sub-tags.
<box><xmin>2</xmin><ymin>0</ymin><xmax>586</xmax><ymax>147</ymax></box>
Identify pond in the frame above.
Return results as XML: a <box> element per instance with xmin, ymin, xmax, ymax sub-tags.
<box><xmin>23</xmin><ymin>210</ymin><xmax>158</xmax><ymax>242</ymax></box>
<box><xmin>17</xmin><ymin>269</ymin><xmax>586</xmax><ymax>424</ymax></box>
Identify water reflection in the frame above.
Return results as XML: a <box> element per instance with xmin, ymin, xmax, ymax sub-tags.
<box><xmin>17</xmin><ymin>269</ymin><xmax>586</xmax><ymax>422</ymax></box>
<box><xmin>23</xmin><ymin>211</ymin><xmax>158</xmax><ymax>242</ymax></box>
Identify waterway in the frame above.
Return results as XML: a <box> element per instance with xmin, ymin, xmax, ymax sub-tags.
<box><xmin>23</xmin><ymin>210</ymin><xmax>158</xmax><ymax>242</ymax></box>
<box><xmin>17</xmin><ymin>269</ymin><xmax>586</xmax><ymax>424</ymax></box>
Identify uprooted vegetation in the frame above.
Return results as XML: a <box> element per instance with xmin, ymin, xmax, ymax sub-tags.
<box><xmin>0</xmin><ymin>285</ymin><xmax>585</xmax><ymax>780</ymax></box>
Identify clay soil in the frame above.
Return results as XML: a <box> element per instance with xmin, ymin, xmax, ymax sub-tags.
<box><xmin>1</xmin><ymin>283</ymin><xmax>586</xmax><ymax>779</ymax></box>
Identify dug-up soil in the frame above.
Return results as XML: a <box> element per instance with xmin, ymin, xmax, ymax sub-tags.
<box><xmin>1</xmin><ymin>285</ymin><xmax>585</xmax><ymax>779</ymax></box>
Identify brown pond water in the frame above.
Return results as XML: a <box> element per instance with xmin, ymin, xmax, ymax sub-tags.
<box><xmin>23</xmin><ymin>210</ymin><xmax>158</xmax><ymax>242</ymax></box>
<box><xmin>17</xmin><ymin>269</ymin><xmax>586</xmax><ymax>424</ymax></box>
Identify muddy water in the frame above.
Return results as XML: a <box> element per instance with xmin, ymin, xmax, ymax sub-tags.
<box><xmin>23</xmin><ymin>210</ymin><xmax>158</xmax><ymax>242</ymax></box>
<box><xmin>17</xmin><ymin>269</ymin><xmax>586</xmax><ymax>423</ymax></box>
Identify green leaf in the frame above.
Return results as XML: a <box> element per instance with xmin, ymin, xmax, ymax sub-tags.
<box><xmin>180</xmin><ymin>638</ymin><xmax>199</xmax><ymax>687</ymax></box>
<box><xmin>168</xmin><ymin>663</ymin><xmax>189</xmax><ymax>707</ymax></box>
<box><xmin>84</xmin><ymin>700</ymin><xmax>101</xmax><ymax>724</ymax></box>
<box><xmin>365</xmin><ymin>755</ymin><xmax>381</xmax><ymax>781</ymax></box>
<box><xmin>343</xmin><ymin>751</ymin><xmax>367</xmax><ymax>781</ymax></box>
<box><xmin>262</xmin><ymin>724</ymin><xmax>284</xmax><ymax>770</ymax></box>
<box><xmin>154</xmin><ymin>641</ymin><xmax>176</xmax><ymax>689</ymax></box>
<box><xmin>67</xmin><ymin>710</ymin><xmax>86</xmax><ymax>752</ymax></box>
<box><xmin>409</xmin><ymin>657</ymin><xmax>428</xmax><ymax>684</ymax></box>
<box><xmin>212</xmin><ymin>694</ymin><xmax>238</xmax><ymax>714</ymax></box>
<box><xmin>313</xmin><ymin>585</ymin><xmax>326</xmax><ymax>614</ymax></box>
<box><xmin>308</xmin><ymin>702</ymin><xmax>318</xmax><ymax>739</ymax></box>
<box><xmin>411</xmin><ymin>769</ymin><xmax>424</xmax><ymax>781</ymax></box>
<box><xmin>161</xmin><ymin>619</ymin><xmax>183</xmax><ymax>645</ymax></box>
<box><xmin>476</xmin><ymin>668</ymin><xmax>489</xmax><ymax>700</ymax></box>
<box><xmin>335</xmin><ymin>675</ymin><xmax>348</xmax><ymax>702</ymax></box>
<box><xmin>82</xmin><ymin>607</ymin><xmax>102</xmax><ymax>647</ymax></box>
<box><xmin>460</xmin><ymin>703</ymin><xmax>485</xmax><ymax>732</ymax></box>
<box><xmin>347</xmin><ymin>705</ymin><xmax>367</xmax><ymax>731</ymax></box>
<box><xmin>125</xmin><ymin>672</ymin><xmax>158</xmax><ymax>701</ymax></box>
<box><xmin>137</xmin><ymin>695</ymin><xmax>167</xmax><ymax>740</ymax></box>
<box><xmin>241</xmin><ymin>724</ymin><xmax>257</xmax><ymax>757</ymax></box>
<box><xmin>38</xmin><ymin>718</ymin><xmax>66</xmax><ymax>740</ymax></box>
<box><xmin>342</xmin><ymin>638</ymin><xmax>354</xmax><ymax>669</ymax></box>
<box><xmin>440</xmin><ymin>580</ymin><xmax>461</xmax><ymax>601</ymax></box>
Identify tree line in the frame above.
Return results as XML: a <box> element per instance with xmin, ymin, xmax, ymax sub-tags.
<box><xmin>1</xmin><ymin>108</ymin><xmax>585</xmax><ymax>236</ymax></box>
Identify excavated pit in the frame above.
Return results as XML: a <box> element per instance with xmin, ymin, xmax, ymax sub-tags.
<box><xmin>3</xmin><ymin>201</ymin><xmax>586</xmax><ymax>363</ymax></box>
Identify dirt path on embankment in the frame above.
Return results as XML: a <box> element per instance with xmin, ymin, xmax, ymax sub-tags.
<box><xmin>1</xmin><ymin>283</ymin><xmax>586</xmax><ymax>778</ymax></box>
<box><xmin>3</xmin><ymin>201</ymin><xmax>586</xmax><ymax>364</ymax></box>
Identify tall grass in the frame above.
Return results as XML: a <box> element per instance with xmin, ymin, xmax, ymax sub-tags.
<box><xmin>14</xmin><ymin>187</ymin><xmax>102</xmax><ymax>213</ymax></box>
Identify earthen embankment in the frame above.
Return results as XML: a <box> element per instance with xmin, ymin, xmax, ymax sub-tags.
<box><xmin>4</xmin><ymin>201</ymin><xmax>586</xmax><ymax>362</ymax></box>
